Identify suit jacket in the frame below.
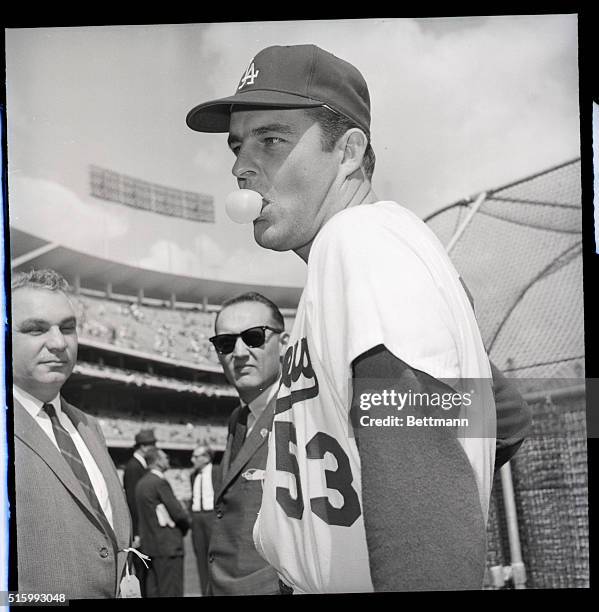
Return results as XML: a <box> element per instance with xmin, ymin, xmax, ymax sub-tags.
<box><xmin>209</xmin><ymin>398</ymin><xmax>280</xmax><ymax>596</ymax></box>
<box><xmin>13</xmin><ymin>397</ymin><xmax>132</xmax><ymax>599</ymax></box>
<box><xmin>123</xmin><ymin>454</ymin><xmax>147</xmax><ymax>535</ymax></box>
<box><xmin>135</xmin><ymin>471</ymin><xmax>190</xmax><ymax>558</ymax></box>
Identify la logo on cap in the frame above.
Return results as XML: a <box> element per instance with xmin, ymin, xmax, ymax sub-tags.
<box><xmin>238</xmin><ymin>59</ymin><xmax>260</xmax><ymax>90</ymax></box>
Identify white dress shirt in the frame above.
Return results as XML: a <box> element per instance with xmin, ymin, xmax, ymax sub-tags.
<box><xmin>13</xmin><ymin>385</ymin><xmax>114</xmax><ymax>527</ymax></box>
<box><xmin>191</xmin><ymin>463</ymin><xmax>214</xmax><ymax>512</ymax></box>
<box><xmin>133</xmin><ymin>451</ymin><xmax>147</xmax><ymax>469</ymax></box>
<box><xmin>246</xmin><ymin>382</ymin><xmax>279</xmax><ymax>436</ymax></box>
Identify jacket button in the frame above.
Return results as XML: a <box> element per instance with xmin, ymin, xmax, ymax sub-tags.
<box><xmin>99</xmin><ymin>547</ymin><xmax>109</xmax><ymax>558</ymax></box>
<box><xmin>216</xmin><ymin>510</ymin><xmax>223</xmax><ymax>519</ymax></box>
<box><xmin>208</xmin><ymin>554</ymin><xmax>214</xmax><ymax>563</ymax></box>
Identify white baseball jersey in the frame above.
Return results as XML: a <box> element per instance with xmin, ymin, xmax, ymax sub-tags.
<box><xmin>253</xmin><ymin>201</ymin><xmax>496</xmax><ymax>594</ymax></box>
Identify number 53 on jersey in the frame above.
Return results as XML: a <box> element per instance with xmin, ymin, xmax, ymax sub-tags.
<box><xmin>274</xmin><ymin>421</ymin><xmax>362</xmax><ymax>527</ymax></box>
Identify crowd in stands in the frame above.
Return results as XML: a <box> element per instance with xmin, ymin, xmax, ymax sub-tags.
<box><xmin>73</xmin><ymin>294</ymin><xmax>220</xmax><ymax>366</ymax></box>
<box><xmin>72</xmin><ymin>292</ymin><xmax>296</xmax><ymax>367</ymax></box>
<box><xmin>162</xmin><ymin>468</ymin><xmax>194</xmax><ymax>502</ymax></box>
<box><xmin>88</xmin><ymin>405</ymin><xmax>228</xmax><ymax>449</ymax></box>
<box><xmin>74</xmin><ymin>361</ymin><xmax>236</xmax><ymax>397</ymax></box>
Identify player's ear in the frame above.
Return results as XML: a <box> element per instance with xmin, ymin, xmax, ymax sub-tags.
<box><xmin>338</xmin><ymin>128</ymin><xmax>368</xmax><ymax>179</ymax></box>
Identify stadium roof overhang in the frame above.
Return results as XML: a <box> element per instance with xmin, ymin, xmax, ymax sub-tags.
<box><xmin>10</xmin><ymin>227</ymin><xmax>303</xmax><ymax>308</ymax></box>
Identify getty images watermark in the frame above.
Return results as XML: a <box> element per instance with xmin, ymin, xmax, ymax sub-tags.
<box><xmin>348</xmin><ymin>377</ymin><xmax>497</xmax><ymax>438</ymax></box>
<box><xmin>349</xmin><ymin>377</ymin><xmax>590</xmax><ymax>438</ymax></box>
<box><xmin>357</xmin><ymin>386</ymin><xmax>475</xmax><ymax>428</ymax></box>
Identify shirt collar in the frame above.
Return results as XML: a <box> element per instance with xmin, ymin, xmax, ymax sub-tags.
<box><xmin>150</xmin><ymin>469</ymin><xmax>164</xmax><ymax>479</ymax></box>
<box><xmin>13</xmin><ymin>385</ymin><xmax>61</xmax><ymax>419</ymax></box>
<box><xmin>133</xmin><ymin>451</ymin><xmax>148</xmax><ymax>468</ymax></box>
<box><xmin>246</xmin><ymin>381</ymin><xmax>279</xmax><ymax>422</ymax></box>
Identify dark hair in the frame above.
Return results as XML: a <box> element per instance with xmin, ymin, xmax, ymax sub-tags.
<box><xmin>303</xmin><ymin>107</ymin><xmax>376</xmax><ymax>180</ymax></box>
<box><xmin>215</xmin><ymin>292</ymin><xmax>285</xmax><ymax>331</ymax></box>
<box><xmin>11</xmin><ymin>269</ymin><xmax>71</xmax><ymax>293</ymax></box>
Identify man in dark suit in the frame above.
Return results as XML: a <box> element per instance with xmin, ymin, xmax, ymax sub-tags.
<box><xmin>123</xmin><ymin>428</ymin><xmax>157</xmax><ymax>594</ymax></box>
<box><xmin>207</xmin><ymin>292</ymin><xmax>289</xmax><ymax>595</ymax></box>
<box><xmin>124</xmin><ymin>429</ymin><xmax>157</xmax><ymax>537</ymax></box>
<box><xmin>11</xmin><ymin>268</ymin><xmax>131</xmax><ymax>599</ymax></box>
<box><xmin>135</xmin><ymin>447</ymin><xmax>190</xmax><ymax>598</ymax></box>
<box><xmin>207</xmin><ymin>292</ymin><xmax>531</xmax><ymax>595</ymax></box>
<box><xmin>189</xmin><ymin>444</ymin><xmax>216</xmax><ymax>596</ymax></box>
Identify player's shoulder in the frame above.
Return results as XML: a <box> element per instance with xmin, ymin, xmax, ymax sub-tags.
<box><xmin>312</xmin><ymin>200</ymin><xmax>425</xmax><ymax>260</ymax></box>
<box><xmin>319</xmin><ymin>201</ymin><xmax>422</xmax><ymax>240</ymax></box>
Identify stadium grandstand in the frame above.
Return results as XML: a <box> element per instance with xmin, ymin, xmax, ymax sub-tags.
<box><xmin>8</xmin><ymin>157</ymin><xmax>587</xmax><ymax>591</ymax></box>
<box><xmin>10</xmin><ymin>226</ymin><xmax>299</xmax><ymax>484</ymax></box>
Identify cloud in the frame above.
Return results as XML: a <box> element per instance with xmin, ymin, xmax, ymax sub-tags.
<box><xmin>218</xmin><ymin>246</ymin><xmax>307</xmax><ymax>287</ymax></box>
<box><xmin>196</xmin><ymin>17</ymin><xmax>579</xmax><ymax>216</ymax></box>
<box><xmin>137</xmin><ymin>234</ymin><xmax>226</xmax><ymax>277</ymax></box>
<box><xmin>192</xmin><ymin>134</ymin><xmax>232</xmax><ymax>177</ymax></box>
<box><xmin>8</xmin><ymin>175</ymin><xmax>129</xmax><ymax>249</ymax></box>
<box><xmin>5</xmin><ymin>18</ymin><xmax>580</xmax><ymax>287</ymax></box>
<box><xmin>137</xmin><ymin>233</ymin><xmax>306</xmax><ymax>287</ymax></box>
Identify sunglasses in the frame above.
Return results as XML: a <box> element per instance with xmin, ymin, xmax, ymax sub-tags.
<box><xmin>209</xmin><ymin>325</ymin><xmax>283</xmax><ymax>355</ymax></box>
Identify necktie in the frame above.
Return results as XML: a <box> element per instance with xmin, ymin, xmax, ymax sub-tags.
<box><xmin>43</xmin><ymin>403</ymin><xmax>106</xmax><ymax>521</ymax></box>
<box><xmin>229</xmin><ymin>404</ymin><xmax>250</xmax><ymax>463</ymax></box>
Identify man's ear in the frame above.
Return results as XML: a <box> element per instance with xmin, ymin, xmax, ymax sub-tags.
<box><xmin>279</xmin><ymin>331</ymin><xmax>290</xmax><ymax>357</ymax></box>
<box><xmin>339</xmin><ymin>128</ymin><xmax>368</xmax><ymax>179</ymax></box>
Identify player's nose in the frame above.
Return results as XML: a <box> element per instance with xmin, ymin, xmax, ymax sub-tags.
<box><xmin>232</xmin><ymin>148</ymin><xmax>258</xmax><ymax>186</ymax></box>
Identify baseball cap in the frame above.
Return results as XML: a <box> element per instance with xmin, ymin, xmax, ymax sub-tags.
<box><xmin>186</xmin><ymin>44</ymin><xmax>371</xmax><ymax>137</ymax></box>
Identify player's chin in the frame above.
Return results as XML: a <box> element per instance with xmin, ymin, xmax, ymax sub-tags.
<box><xmin>253</xmin><ymin>222</ymin><xmax>291</xmax><ymax>252</ymax></box>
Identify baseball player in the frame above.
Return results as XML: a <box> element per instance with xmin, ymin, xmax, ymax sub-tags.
<box><xmin>186</xmin><ymin>44</ymin><xmax>507</xmax><ymax>593</ymax></box>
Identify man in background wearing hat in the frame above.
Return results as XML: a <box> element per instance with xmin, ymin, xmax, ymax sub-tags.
<box><xmin>123</xmin><ymin>428</ymin><xmax>157</xmax><ymax>595</ymax></box>
<box><xmin>186</xmin><ymin>45</ymin><xmax>529</xmax><ymax>593</ymax></box>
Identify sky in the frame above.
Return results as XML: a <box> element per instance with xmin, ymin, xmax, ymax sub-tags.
<box><xmin>4</xmin><ymin>16</ymin><xmax>581</xmax><ymax>287</ymax></box>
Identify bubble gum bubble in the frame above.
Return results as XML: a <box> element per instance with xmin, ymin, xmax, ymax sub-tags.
<box><xmin>225</xmin><ymin>189</ymin><xmax>263</xmax><ymax>224</ymax></box>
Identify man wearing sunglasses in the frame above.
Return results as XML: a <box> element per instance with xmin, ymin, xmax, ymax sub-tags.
<box><xmin>207</xmin><ymin>292</ymin><xmax>289</xmax><ymax>595</ymax></box>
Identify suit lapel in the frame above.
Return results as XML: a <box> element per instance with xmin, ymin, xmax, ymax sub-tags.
<box><xmin>218</xmin><ymin>405</ymin><xmax>240</xmax><ymax>484</ymax></box>
<box><xmin>13</xmin><ymin>398</ymin><xmax>108</xmax><ymax>535</ymax></box>
<box><xmin>217</xmin><ymin>398</ymin><xmax>275</xmax><ymax>499</ymax></box>
<box><xmin>62</xmin><ymin>399</ymin><xmax>129</xmax><ymax>548</ymax></box>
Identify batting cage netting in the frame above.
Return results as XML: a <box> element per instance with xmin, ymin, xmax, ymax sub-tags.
<box><xmin>424</xmin><ymin>158</ymin><xmax>587</xmax><ymax>589</ymax></box>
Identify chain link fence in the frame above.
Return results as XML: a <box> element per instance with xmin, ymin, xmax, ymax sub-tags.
<box><xmin>425</xmin><ymin>159</ymin><xmax>588</xmax><ymax>588</ymax></box>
